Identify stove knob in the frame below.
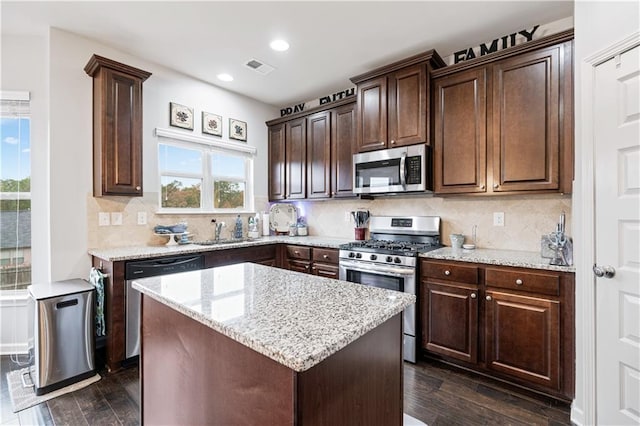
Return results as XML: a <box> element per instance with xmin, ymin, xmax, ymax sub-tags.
<box><xmin>348</xmin><ymin>252</ymin><xmax>355</xmax><ymax>258</ymax></box>
<box><xmin>370</xmin><ymin>254</ymin><xmax>377</xmax><ymax>261</ymax></box>
<box><xmin>386</xmin><ymin>256</ymin><xmax>393</xmax><ymax>263</ymax></box>
<box><xmin>355</xmin><ymin>253</ymin><xmax>362</xmax><ymax>259</ymax></box>
<box><xmin>394</xmin><ymin>257</ymin><xmax>402</xmax><ymax>264</ymax></box>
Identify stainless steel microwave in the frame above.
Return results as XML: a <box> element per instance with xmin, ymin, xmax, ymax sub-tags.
<box><xmin>353</xmin><ymin>144</ymin><xmax>428</xmax><ymax>195</ymax></box>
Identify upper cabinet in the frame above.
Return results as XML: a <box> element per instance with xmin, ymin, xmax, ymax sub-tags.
<box><xmin>432</xmin><ymin>30</ymin><xmax>574</xmax><ymax>195</ymax></box>
<box><xmin>350</xmin><ymin>50</ymin><xmax>445</xmax><ymax>152</ymax></box>
<box><xmin>266</xmin><ymin>99</ymin><xmax>356</xmax><ymax>201</ymax></box>
<box><xmin>84</xmin><ymin>55</ymin><xmax>151</xmax><ymax>197</ymax></box>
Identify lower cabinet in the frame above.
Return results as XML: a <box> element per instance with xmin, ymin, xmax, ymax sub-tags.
<box><xmin>420</xmin><ymin>259</ymin><xmax>574</xmax><ymax>401</ymax></box>
<box><xmin>283</xmin><ymin>245</ymin><xmax>339</xmax><ymax>279</ymax></box>
<box><xmin>205</xmin><ymin>245</ymin><xmax>277</xmax><ymax>268</ymax></box>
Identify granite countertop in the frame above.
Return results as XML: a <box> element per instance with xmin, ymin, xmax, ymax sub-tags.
<box><xmin>420</xmin><ymin>247</ymin><xmax>575</xmax><ymax>273</ymax></box>
<box><xmin>88</xmin><ymin>235</ymin><xmax>351</xmax><ymax>261</ymax></box>
<box><xmin>132</xmin><ymin>263</ymin><xmax>414</xmax><ymax>372</ymax></box>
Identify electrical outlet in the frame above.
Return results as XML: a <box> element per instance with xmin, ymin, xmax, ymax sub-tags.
<box><xmin>111</xmin><ymin>212</ymin><xmax>123</xmax><ymax>226</ymax></box>
<box><xmin>137</xmin><ymin>211</ymin><xmax>147</xmax><ymax>225</ymax></box>
<box><xmin>344</xmin><ymin>211</ymin><xmax>351</xmax><ymax>223</ymax></box>
<box><xmin>98</xmin><ymin>212</ymin><xmax>110</xmax><ymax>226</ymax></box>
<box><xmin>493</xmin><ymin>212</ymin><xmax>505</xmax><ymax>227</ymax></box>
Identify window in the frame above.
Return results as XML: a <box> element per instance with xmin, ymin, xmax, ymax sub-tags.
<box><xmin>158</xmin><ymin>132</ymin><xmax>254</xmax><ymax>213</ymax></box>
<box><xmin>0</xmin><ymin>92</ymin><xmax>31</xmax><ymax>291</ymax></box>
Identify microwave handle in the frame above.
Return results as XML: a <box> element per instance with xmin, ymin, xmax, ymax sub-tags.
<box><xmin>400</xmin><ymin>152</ymin><xmax>407</xmax><ymax>188</ymax></box>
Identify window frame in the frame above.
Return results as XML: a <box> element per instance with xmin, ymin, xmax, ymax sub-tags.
<box><xmin>157</xmin><ymin>130</ymin><xmax>255</xmax><ymax>214</ymax></box>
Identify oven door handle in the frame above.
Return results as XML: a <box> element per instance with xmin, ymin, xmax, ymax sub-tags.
<box><xmin>340</xmin><ymin>260</ymin><xmax>415</xmax><ymax>277</ymax></box>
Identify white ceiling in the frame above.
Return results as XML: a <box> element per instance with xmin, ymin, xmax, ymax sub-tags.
<box><xmin>1</xmin><ymin>1</ymin><xmax>573</xmax><ymax>107</ymax></box>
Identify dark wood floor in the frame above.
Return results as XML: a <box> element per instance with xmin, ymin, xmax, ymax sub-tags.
<box><xmin>1</xmin><ymin>355</ymin><xmax>570</xmax><ymax>425</ymax></box>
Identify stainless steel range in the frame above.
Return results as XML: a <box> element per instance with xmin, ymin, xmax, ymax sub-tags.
<box><xmin>339</xmin><ymin>216</ymin><xmax>441</xmax><ymax>363</ymax></box>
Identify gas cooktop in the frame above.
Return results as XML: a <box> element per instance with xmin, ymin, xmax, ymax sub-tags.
<box><xmin>339</xmin><ymin>239</ymin><xmax>441</xmax><ymax>257</ymax></box>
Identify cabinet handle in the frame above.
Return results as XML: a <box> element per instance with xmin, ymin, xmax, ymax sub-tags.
<box><xmin>493</xmin><ymin>183</ymin><xmax>499</xmax><ymax>189</ymax></box>
<box><xmin>515</xmin><ymin>279</ymin><xmax>523</xmax><ymax>285</ymax></box>
<box><xmin>444</xmin><ymin>270</ymin><xmax>451</xmax><ymax>276</ymax></box>
<box><xmin>486</xmin><ymin>295</ymin><xmax>492</xmax><ymax>301</ymax></box>
<box><xmin>480</xmin><ymin>184</ymin><xmax>485</xmax><ymax>190</ymax></box>
<box><xmin>332</xmin><ymin>192</ymin><xmax>336</xmax><ymax>196</ymax></box>
<box><xmin>390</xmin><ymin>140</ymin><xmax>396</xmax><ymax>145</ymax></box>
<box><xmin>305</xmin><ymin>265</ymin><xmax>310</xmax><ymax>270</ymax></box>
<box><xmin>294</xmin><ymin>251</ymin><xmax>300</xmax><ymax>255</ymax></box>
<box><xmin>470</xmin><ymin>293</ymin><xmax>477</xmax><ymax>299</ymax></box>
<box><xmin>323</xmin><ymin>255</ymin><xmax>329</xmax><ymax>259</ymax></box>
<box><xmin>136</xmin><ymin>186</ymin><xmax>141</xmax><ymax>191</ymax></box>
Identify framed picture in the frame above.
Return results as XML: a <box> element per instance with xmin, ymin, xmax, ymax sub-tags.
<box><xmin>202</xmin><ymin>112</ymin><xmax>222</xmax><ymax>136</ymax></box>
<box><xmin>229</xmin><ymin>118</ymin><xmax>247</xmax><ymax>142</ymax></box>
<box><xmin>169</xmin><ymin>102</ymin><xmax>194</xmax><ymax>130</ymax></box>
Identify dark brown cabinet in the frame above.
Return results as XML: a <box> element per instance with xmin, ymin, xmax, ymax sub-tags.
<box><xmin>432</xmin><ymin>30</ymin><xmax>573</xmax><ymax>195</ymax></box>
<box><xmin>84</xmin><ymin>55</ymin><xmax>151</xmax><ymax>197</ymax></box>
<box><xmin>283</xmin><ymin>245</ymin><xmax>339</xmax><ymax>279</ymax></box>
<box><xmin>421</xmin><ymin>261</ymin><xmax>479</xmax><ymax>364</ymax></box>
<box><xmin>268</xmin><ymin>123</ymin><xmax>286</xmax><ymax>201</ymax></box>
<box><xmin>350</xmin><ymin>51</ymin><xmax>445</xmax><ymax>152</ymax></box>
<box><xmin>266</xmin><ymin>99</ymin><xmax>356</xmax><ymax>201</ymax></box>
<box><xmin>331</xmin><ymin>102</ymin><xmax>357</xmax><ymax>197</ymax></box>
<box><xmin>285</xmin><ymin>117</ymin><xmax>306</xmax><ymax>199</ymax></box>
<box><xmin>306</xmin><ymin>111</ymin><xmax>331</xmax><ymax>199</ymax></box>
<box><xmin>420</xmin><ymin>258</ymin><xmax>574</xmax><ymax>401</ymax></box>
<box><xmin>433</xmin><ymin>68</ymin><xmax>487</xmax><ymax>194</ymax></box>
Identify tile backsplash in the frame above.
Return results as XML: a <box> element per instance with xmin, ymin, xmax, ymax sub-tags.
<box><xmin>88</xmin><ymin>192</ymin><xmax>571</xmax><ymax>253</ymax></box>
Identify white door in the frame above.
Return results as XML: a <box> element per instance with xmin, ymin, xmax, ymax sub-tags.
<box><xmin>595</xmin><ymin>44</ymin><xmax>640</xmax><ymax>425</ymax></box>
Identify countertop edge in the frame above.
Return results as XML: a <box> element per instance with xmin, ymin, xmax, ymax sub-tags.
<box><xmin>89</xmin><ymin>236</ymin><xmax>351</xmax><ymax>262</ymax></box>
<box><xmin>420</xmin><ymin>247</ymin><xmax>575</xmax><ymax>273</ymax></box>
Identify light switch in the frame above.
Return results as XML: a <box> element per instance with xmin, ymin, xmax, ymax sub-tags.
<box><xmin>98</xmin><ymin>212</ymin><xmax>110</xmax><ymax>226</ymax></box>
<box><xmin>111</xmin><ymin>212</ymin><xmax>123</xmax><ymax>226</ymax></box>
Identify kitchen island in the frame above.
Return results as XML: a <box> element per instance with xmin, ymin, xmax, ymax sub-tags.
<box><xmin>132</xmin><ymin>262</ymin><xmax>414</xmax><ymax>425</ymax></box>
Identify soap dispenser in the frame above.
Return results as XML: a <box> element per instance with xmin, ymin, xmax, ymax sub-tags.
<box><xmin>234</xmin><ymin>215</ymin><xmax>243</xmax><ymax>239</ymax></box>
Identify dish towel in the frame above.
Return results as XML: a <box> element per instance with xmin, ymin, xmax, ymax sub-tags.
<box><xmin>89</xmin><ymin>267</ymin><xmax>106</xmax><ymax>337</ymax></box>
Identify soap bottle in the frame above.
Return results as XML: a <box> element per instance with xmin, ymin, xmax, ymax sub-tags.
<box><xmin>235</xmin><ymin>215</ymin><xmax>243</xmax><ymax>239</ymax></box>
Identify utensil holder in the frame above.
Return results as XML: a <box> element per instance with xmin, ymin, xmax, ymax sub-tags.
<box><xmin>355</xmin><ymin>228</ymin><xmax>366</xmax><ymax>241</ymax></box>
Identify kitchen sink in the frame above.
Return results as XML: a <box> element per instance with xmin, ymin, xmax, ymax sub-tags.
<box><xmin>193</xmin><ymin>238</ymin><xmax>250</xmax><ymax>246</ymax></box>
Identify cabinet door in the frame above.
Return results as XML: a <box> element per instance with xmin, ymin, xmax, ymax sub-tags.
<box><xmin>311</xmin><ymin>262</ymin><xmax>339</xmax><ymax>279</ymax></box>
<box><xmin>492</xmin><ymin>45</ymin><xmax>561</xmax><ymax>192</ymax></box>
<box><xmin>433</xmin><ymin>68</ymin><xmax>487</xmax><ymax>194</ymax></box>
<box><xmin>485</xmin><ymin>290</ymin><xmax>560</xmax><ymax>390</ymax></box>
<box><xmin>99</xmin><ymin>68</ymin><xmax>144</xmax><ymax>196</ymax></box>
<box><xmin>306</xmin><ymin>111</ymin><xmax>331</xmax><ymax>199</ymax></box>
<box><xmin>356</xmin><ymin>76</ymin><xmax>387</xmax><ymax>152</ymax></box>
<box><xmin>422</xmin><ymin>281</ymin><xmax>479</xmax><ymax>364</ymax></box>
<box><xmin>268</xmin><ymin>124</ymin><xmax>286</xmax><ymax>201</ymax></box>
<box><xmin>331</xmin><ymin>102</ymin><xmax>356</xmax><ymax>197</ymax></box>
<box><xmin>287</xmin><ymin>259</ymin><xmax>311</xmax><ymax>274</ymax></box>
<box><xmin>285</xmin><ymin>117</ymin><xmax>306</xmax><ymax>199</ymax></box>
<box><xmin>388</xmin><ymin>64</ymin><xmax>427</xmax><ymax>147</ymax></box>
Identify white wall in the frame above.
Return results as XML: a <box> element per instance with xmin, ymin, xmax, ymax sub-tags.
<box><xmin>48</xmin><ymin>28</ymin><xmax>277</xmax><ymax>280</ymax></box>
<box><xmin>572</xmin><ymin>1</ymin><xmax>640</xmax><ymax>424</ymax></box>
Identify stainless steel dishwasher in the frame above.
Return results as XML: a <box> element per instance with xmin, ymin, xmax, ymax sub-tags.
<box><xmin>125</xmin><ymin>254</ymin><xmax>205</xmax><ymax>359</ymax></box>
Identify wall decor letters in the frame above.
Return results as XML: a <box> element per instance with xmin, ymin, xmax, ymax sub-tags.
<box><xmin>451</xmin><ymin>25</ymin><xmax>540</xmax><ymax>64</ymax></box>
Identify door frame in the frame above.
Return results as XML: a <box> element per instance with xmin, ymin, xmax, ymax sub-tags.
<box><xmin>573</xmin><ymin>30</ymin><xmax>640</xmax><ymax>425</ymax></box>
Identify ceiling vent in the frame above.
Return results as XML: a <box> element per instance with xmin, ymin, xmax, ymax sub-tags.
<box><xmin>244</xmin><ymin>59</ymin><xmax>275</xmax><ymax>75</ymax></box>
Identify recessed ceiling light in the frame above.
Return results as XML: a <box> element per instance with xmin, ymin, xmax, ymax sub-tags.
<box><xmin>217</xmin><ymin>73</ymin><xmax>233</xmax><ymax>82</ymax></box>
<box><xmin>270</xmin><ymin>39</ymin><xmax>290</xmax><ymax>52</ymax></box>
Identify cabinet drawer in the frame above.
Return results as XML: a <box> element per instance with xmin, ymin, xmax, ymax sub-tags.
<box><xmin>485</xmin><ymin>268</ymin><xmax>560</xmax><ymax>296</ymax></box>
<box><xmin>312</xmin><ymin>248</ymin><xmax>338</xmax><ymax>265</ymax></box>
<box><xmin>422</xmin><ymin>261</ymin><xmax>478</xmax><ymax>284</ymax></box>
<box><xmin>286</xmin><ymin>245</ymin><xmax>311</xmax><ymax>260</ymax></box>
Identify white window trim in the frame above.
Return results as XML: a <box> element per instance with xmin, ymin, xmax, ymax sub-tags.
<box><xmin>156</xmin><ymin>128</ymin><xmax>255</xmax><ymax>214</ymax></box>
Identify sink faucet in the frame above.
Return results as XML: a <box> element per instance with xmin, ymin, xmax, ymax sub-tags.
<box><xmin>212</xmin><ymin>219</ymin><xmax>226</xmax><ymax>242</ymax></box>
